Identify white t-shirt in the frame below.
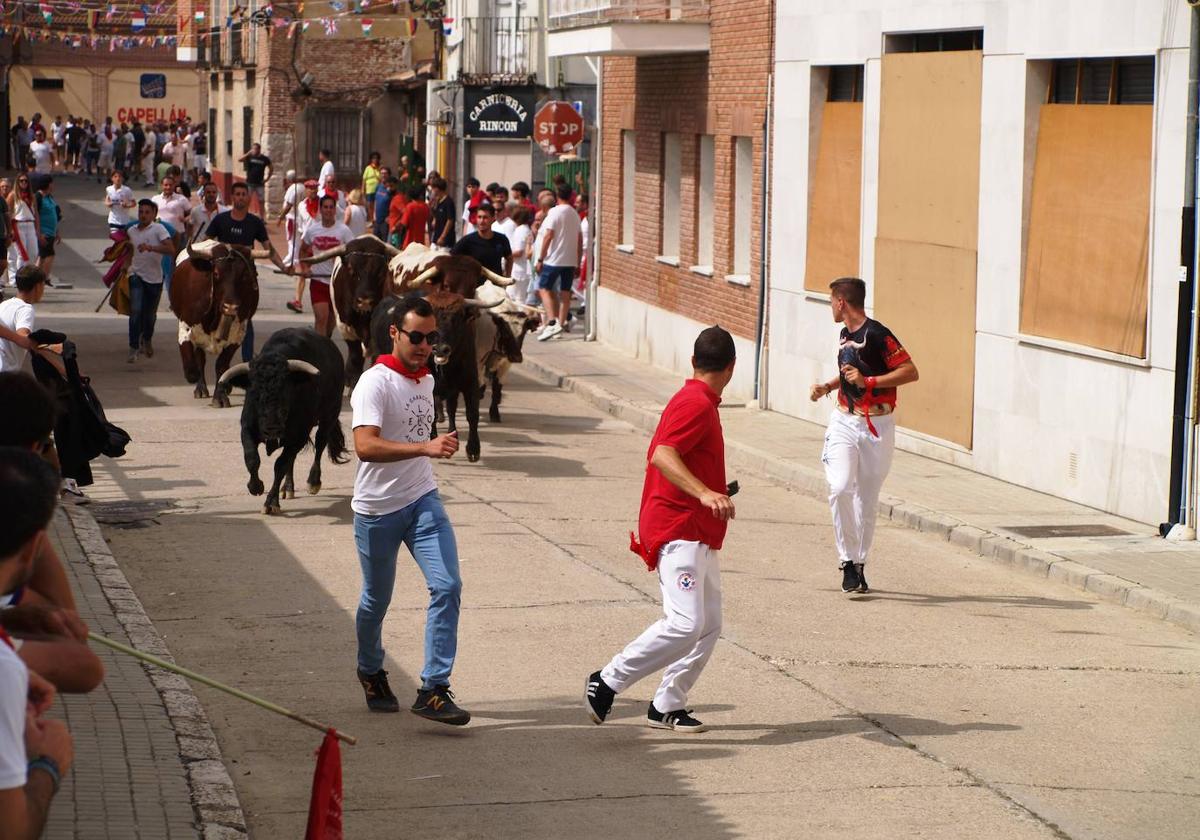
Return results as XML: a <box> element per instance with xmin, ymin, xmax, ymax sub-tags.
<box><xmin>0</xmin><ymin>642</ymin><xmax>28</xmax><ymax>790</ymax></box>
<box><xmin>98</xmin><ymin>132</ymin><xmax>115</xmax><ymax>154</ymax></box>
<box><xmin>0</xmin><ymin>297</ymin><xmax>35</xmax><ymax>372</ymax></box>
<box><xmin>541</xmin><ymin>203</ymin><xmax>581</xmax><ymax>268</ymax></box>
<box><xmin>346</xmin><ymin>204</ymin><xmax>368</xmax><ymax>238</ymax></box>
<box><xmin>106</xmin><ymin>184</ymin><xmax>135</xmax><ymax>226</ymax></box>
<box><xmin>127</xmin><ymin>222</ymin><xmax>171</xmax><ymax>284</ymax></box>
<box><xmin>509</xmin><ymin>223</ymin><xmax>532</xmax><ymax>280</ymax></box>
<box><xmin>350</xmin><ymin>365</ymin><xmax>438</xmax><ymax>516</ymax></box>
<box><xmin>319</xmin><ymin>160</ymin><xmax>335</xmax><ymax>187</ymax></box>
<box><xmin>29</xmin><ymin>141</ymin><xmax>53</xmax><ymax>174</ymax></box>
<box><xmin>302</xmin><ymin>221</ymin><xmax>354</xmax><ymax>281</ymax></box>
<box><xmin>152</xmin><ymin>193</ymin><xmax>190</xmax><ymax>230</ymax></box>
<box><xmin>51</xmin><ymin>121</ymin><xmax>65</xmax><ymax>144</ymax></box>
<box><xmin>494</xmin><ymin>217</ymin><xmax>516</xmax><ymax>241</ymax></box>
<box><xmin>189</xmin><ymin>203</ymin><xmax>231</xmax><ymax>241</ymax></box>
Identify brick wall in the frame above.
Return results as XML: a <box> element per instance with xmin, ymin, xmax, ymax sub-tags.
<box><xmin>599</xmin><ymin>0</ymin><xmax>773</xmax><ymax>341</ymax></box>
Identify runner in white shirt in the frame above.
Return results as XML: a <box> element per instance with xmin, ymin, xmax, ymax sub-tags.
<box><xmin>277</xmin><ymin>174</ymin><xmax>316</xmax><ymax>312</ymax></box>
<box><xmin>0</xmin><ymin>266</ymin><xmax>45</xmax><ymax>372</ymax></box>
<box><xmin>104</xmin><ymin>170</ymin><xmax>136</xmax><ymax>229</ymax></box>
<box><xmin>124</xmin><ymin>200</ymin><xmax>174</xmax><ymax>363</ymax></box>
<box><xmin>97</xmin><ymin>126</ymin><xmax>116</xmax><ymax>180</ymax></box>
<box><xmin>188</xmin><ymin>183</ymin><xmax>230</xmax><ymax>242</ymax></box>
<box><xmin>28</xmin><ymin>131</ymin><xmax>54</xmax><ymax>175</ymax></box>
<box><xmin>151</xmin><ymin>176</ymin><xmax>190</xmax><ymax>246</ymax></box>
<box><xmin>348</xmin><ymin>294</ymin><xmax>470</xmax><ymax>725</ymax></box>
<box><xmin>533</xmin><ymin>187</ymin><xmax>583</xmax><ymax>340</ymax></box>
<box><xmin>299</xmin><ymin>193</ymin><xmax>354</xmax><ymax>337</ymax></box>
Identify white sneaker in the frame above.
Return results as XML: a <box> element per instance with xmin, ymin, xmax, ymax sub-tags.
<box><xmin>61</xmin><ymin>479</ymin><xmax>90</xmax><ymax>505</ymax></box>
<box><xmin>537</xmin><ymin>322</ymin><xmax>563</xmax><ymax>342</ymax></box>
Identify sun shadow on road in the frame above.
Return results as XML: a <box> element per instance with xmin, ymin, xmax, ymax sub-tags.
<box><xmin>846</xmin><ymin>589</ymin><xmax>1094</xmax><ymax>611</ymax></box>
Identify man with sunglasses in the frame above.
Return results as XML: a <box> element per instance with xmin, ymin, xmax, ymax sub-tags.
<box><xmin>350</xmin><ymin>295</ymin><xmax>469</xmax><ymax>725</ymax></box>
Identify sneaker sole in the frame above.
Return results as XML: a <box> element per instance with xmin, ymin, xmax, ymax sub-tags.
<box><xmin>647</xmin><ymin>719</ymin><xmax>708</xmax><ymax>733</ymax></box>
<box><xmin>584</xmin><ymin>677</ymin><xmax>605</xmax><ymax>725</ymax></box>
<box><xmin>366</xmin><ymin>703</ymin><xmax>400</xmax><ymax>713</ymax></box>
<box><xmin>410</xmin><ymin>708</ymin><xmax>471</xmax><ymax>726</ymax></box>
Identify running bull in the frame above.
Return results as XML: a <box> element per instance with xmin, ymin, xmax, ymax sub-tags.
<box><xmin>217</xmin><ymin>327</ymin><xmax>349</xmax><ymax>515</ymax></box>
<box><xmin>474</xmin><ymin>281</ymin><xmax>541</xmax><ymax>423</ymax></box>
<box><xmin>389</xmin><ymin>242</ymin><xmax>514</xmax><ymax>298</ymax></box>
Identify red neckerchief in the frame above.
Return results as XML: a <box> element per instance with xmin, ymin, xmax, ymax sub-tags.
<box><xmin>375</xmin><ymin>354</ymin><xmax>428</xmax><ymax>381</ymax></box>
<box><xmin>0</xmin><ymin>626</ymin><xmax>12</xmax><ymax>650</ymax></box>
<box><xmin>305</xmin><ymin>196</ymin><xmax>320</xmax><ymax>217</ymax></box>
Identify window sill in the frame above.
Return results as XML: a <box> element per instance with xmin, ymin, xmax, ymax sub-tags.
<box><xmin>803</xmin><ymin>290</ymin><xmax>831</xmax><ymax>303</ymax></box>
<box><xmin>615</xmin><ymin>244</ymin><xmax>635</xmax><ymax>254</ymax></box>
<box><xmin>1016</xmin><ymin>333</ymin><xmax>1150</xmax><ymax>368</ymax></box>
<box><xmin>655</xmin><ymin>255</ymin><xmax>680</xmax><ymax>267</ymax></box>
<box><xmin>690</xmin><ymin>265</ymin><xmax>714</xmax><ymax>277</ymax></box>
<box><xmin>725</xmin><ymin>274</ymin><xmax>751</xmax><ymax>287</ymax></box>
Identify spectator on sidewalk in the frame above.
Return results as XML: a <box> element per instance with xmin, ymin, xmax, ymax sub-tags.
<box><xmin>386</xmin><ymin>182</ymin><xmax>408</xmax><ymax>247</ymax></box>
<box><xmin>0</xmin><ymin>179</ymin><xmax>11</xmax><ymax>284</ymax></box>
<box><xmin>428</xmin><ymin>176</ymin><xmax>456</xmax><ymax>251</ymax></box>
<box><xmin>394</xmin><ymin>187</ymin><xmax>429</xmax><ymax>250</ymax></box>
<box><xmin>451</xmin><ymin>203</ymin><xmax>511</xmax><ymax>280</ymax></box>
<box><xmin>0</xmin><ymin>267</ymin><xmax>44</xmax><ymax>372</ymax></box>
<box><xmin>64</xmin><ymin>119</ymin><xmax>84</xmax><ymax>173</ymax></box>
<box><xmin>104</xmin><ymin>170</ymin><xmax>136</xmax><ymax>232</ymax></box>
<box><xmin>511</xmin><ymin>181</ymin><xmax>536</xmax><ymax>214</ymax></box>
<box><xmin>278</xmin><ymin>177</ymin><xmax>318</xmax><ymax>314</ymax></box>
<box><xmin>238</xmin><ymin>143</ymin><xmax>271</xmax><ymax>213</ymax></box>
<box><xmin>372</xmin><ymin>170</ymin><xmax>394</xmax><ymax>240</ymax></box>
<box><xmin>809</xmin><ymin>277</ymin><xmax>920</xmax><ymax>595</ymax></box>
<box><xmin>190</xmin><ymin>125</ymin><xmax>209</xmax><ymax>185</ymax></box>
<box><xmin>125</xmin><ymin>200</ymin><xmax>174</xmax><ymax>364</ymax></box>
<box><xmin>318</xmin><ymin>149</ymin><xmax>335</xmax><ymax>188</ymax></box>
<box><xmin>361</xmin><ymin>151</ymin><xmax>382</xmax><ymax>210</ymax></box>
<box><xmin>344</xmin><ymin>189</ymin><xmax>369</xmax><ymax>238</ymax></box>
<box><xmin>533</xmin><ymin>184</ymin><xmax>582</xmax><ymax>341</ymax></box>
<box><xmin>12</xmin><ymin>117</ymin><xmax>31</xmax><ymax>170</ymax></box>
<box><xmin>491</xmin><ymin>189</ymin><xmax>515</xmax><ymax>241</ymax></box>
<box><xmin>7</xmin><ymin>175</ymin><xmax>40</xmax><ymax>289</ymax></box>
<box><xmin>27</xmin><ymin>130</ymin><xmax>54</xmax><ymax>177</ymax></box>
<box><xmin>0</xmin><ymin>447</ymin><xmax>76</xmax><ymax>840</ymax></box>
<box><xmin>506</xmin><ymin>204</ymin><xmax>534</xmax><ymax>305</ymax></box>
<box><xmin>461</xmin><ymin>177</ymin><xmax>485</xmax><ymax>237</ymax></box>
<box><xmin>34</xmin><ymin>177</ymin><xmax>61</xmax><ymax>283</ymax></box>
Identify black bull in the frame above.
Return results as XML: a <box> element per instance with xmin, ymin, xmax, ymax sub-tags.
<box><xmin>368</xmin><ymin>291</ymin><xmax>502</xmax><ymax>462</ymax></box>
<box><xmin>217</xmin><ymin>327</ymin><xmax>348</xmax><ymax>515</ymax></box>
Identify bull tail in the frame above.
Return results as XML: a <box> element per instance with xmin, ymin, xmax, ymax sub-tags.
<box><xmin>326</xmin><ymin>419</ymin><xmax>350</xmax><ymax>465</ymax></box>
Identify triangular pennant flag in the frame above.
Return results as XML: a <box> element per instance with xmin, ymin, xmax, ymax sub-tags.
<box><xmin>304</xmin><ymin>731</ymin><xmax>343</xmax><ymax>840</ymax></box>
<box><xmin>38</xmin><ymin>3</ymin><xmax>51</xmax><ymax>24</ymax></box>
<box><xmin>300</xmin><ymin>19</ymin><xmax>309</xmax><ymax>33</ymax></box>
<box><xmin>131</xmin><ymin>14</ymin><xmax>145</xmax><ymax>31</ymax></box>
<box><xmin>442</xmin><ymin>16</ymin><xmax>454</xmax><ymax>36</ymax></box>
<box><xmin>194</xmin><ymin>10</ymin><xmax>205</xmax><ymax>21</ymax></box>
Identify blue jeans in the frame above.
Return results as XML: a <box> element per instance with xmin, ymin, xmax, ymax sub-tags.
<box><xmin>354</xmin><ymin>490</ymin><xmax>461</xmax><ymax>688</ymax></box>
<box><xmin>128</xmin><ymin>275</ymin><xmax>162</xmax><ymax>349</ymax></box>
<box><xmin>537</xmin><ymin>264</ymin><xmax>575</xmax><ymax>292</ymax></box>
<box><xmin>241</xmin><ymin>319</ymin><xmax>255</xmax><ymax>363</ymax></box>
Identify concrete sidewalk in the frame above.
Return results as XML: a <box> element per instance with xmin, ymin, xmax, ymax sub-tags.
<box><xmin>522</xmin><ymin>332</ymin><xmax>1200</xmax><ymax>635</ymax></box>
<box><xmin>40</xmin><ymin>504</ymin><xmax>246</xmax><ymax>839</ymax></box>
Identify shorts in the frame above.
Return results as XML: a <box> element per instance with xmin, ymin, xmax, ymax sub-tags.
<box><xmin>194</xmin><ymin>154</ymin><xmax>209</xmax><ymax>173</ymax></box>
<box><xmin>37</xmin><ymin>238</ymin><xmax>55</xmax><ymax>258</ymax></box>
<box><xmin>537</xmin><ymin>264</ymin><xmax>575</xmax><ymax>293</ymax></box>
<box><xmin>309</xmin><ymin>279</ymin><xmax>332</xmax><ymax>305</ymax></box>
<box><xmin>247</xmin><ymin>183</ymin><xmax>264</xmax><ymax>199</ymax></box>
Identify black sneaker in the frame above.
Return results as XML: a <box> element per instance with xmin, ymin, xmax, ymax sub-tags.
<box><xmin>585</xmin><ymin>670</ymin><xmax>615</xmax><ymax>725</ymax></box>
<box><xmin>840</xmin><ymin>562</ymin><xmax>861</xmax><ymax>594</ymax></box>
<box><xmin>647</xmin><ymin>703</ymin><xmax>708</xmax><ymax>733</ymax></box>
<box><xmin>357</xmin><ymin>668</ymin><xmax>399</xmax><ymax>713</ymax></box>
<box><xmin>855</xmin><ymin>564</ymin><xmax>869</xmax><ymax>594</ymax></box>
<box><xmin>411</xmin><ymin>685</ymin><xmax>470</xmax><ymax>726</ymax></box>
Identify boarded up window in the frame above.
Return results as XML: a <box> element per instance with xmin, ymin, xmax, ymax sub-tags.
<box><xmin>1020</xmin><ymin>104</ymin><xmax>1152</xmax><ymax>357</ymax></box>
<box><xmin>804</xmin><ymin>99</ymin><xmax>862</xmax><ymax>292</ymax></box>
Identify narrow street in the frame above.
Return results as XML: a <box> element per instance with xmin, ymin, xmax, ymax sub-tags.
<box><xmin>33</xmin><ymin>175</ymin><xmax>1200</xmax><ymax>839</ymax></box>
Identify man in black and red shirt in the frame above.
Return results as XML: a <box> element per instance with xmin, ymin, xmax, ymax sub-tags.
<box><xmin>810</xmin><ymin>277</ymin><xmax>919</xmax><ymax>595</ymax></box>
<box><xmin>584</xmin><ymin>326</ymin><xmax>737</xmax><ymax>734</ymax></box>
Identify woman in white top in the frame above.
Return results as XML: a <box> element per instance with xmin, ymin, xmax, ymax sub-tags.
<box><xmin>344</xmin><ymin>188</ymin><xmax>369</xmax><ymax>238</ymax></box>
<box><xmin>7</xmin><ymin>174</ymin><xmax>40</xmax><ymax>286</ymax></box>
<box><xmin>506</xmin><ymin>204</ymin><xmax>534</xmax><ymax>305</ymax></box>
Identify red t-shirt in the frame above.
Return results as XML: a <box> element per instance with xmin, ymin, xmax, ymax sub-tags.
<box><xmin>387</xmin><ymin>193</ymin><xmax>409</xmax><ymax>232</ymax></box>
<box><xmin>632</xmin><ymin>379</ymin><xmax>727</xmax><ymax>570</ymax></box>
<box><xmin>400</xmin><ymin>201</ymin><xmax>430</xmax><ymax>248</ymax></box>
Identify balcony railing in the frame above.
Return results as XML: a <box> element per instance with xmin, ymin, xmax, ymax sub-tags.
<box><xmin>203</xmin><ymin>23</ymin><xmax>257</xmax><ymax>69</ymax></box>
<box><xmin>547</xmin><ymin>0</ymin><xmax>710</xmax><ymax>30</ymax></box>
<box><xmin>460</xmin><ymin>16</ymin><xmax>542</xmax><ymax>85</ymax></box>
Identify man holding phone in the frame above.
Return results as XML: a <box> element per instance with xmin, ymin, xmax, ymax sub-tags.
<box><xmin>350</xmin><ymin>295</ymin><xmax>470</xmax><ymax>726</ymax></box>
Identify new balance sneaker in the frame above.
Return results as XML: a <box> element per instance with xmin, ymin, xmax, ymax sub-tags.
<box><xmin>357</xmin><ymin>669</ymin><xmax>400</xmax><ymax>713</ymax></box>
<box><xmin>585</xmin><ymin>670</ymin><xmax>615</xmax><ymax>725</ymax></box>
<box><xmin>537</xmin><ymin>321</ymin><xmax>562</xmax><ymax>341</ymax></box>
<box><xmin>647</xmin><ymin>703</ymin><xmax>708</xmax><ymax>733</ymax></box>
<box><xmin>840</xmin><ymin>562</ymin><xmax>860</xmax><ymax>594</ymax></box>
<box><xmin>60</xmin><ymin>478</ymin><xmax>90</xmax><ymax>506</ymax></box>
<box><xmin>411</xmin><ymin>685</ymin><xmax>470</xmax><ymax>726</ymax></box>
<box><xmin>855</xmin><ymin>564</ymin><xmax>869</xmax><ymax>594</ymax></box>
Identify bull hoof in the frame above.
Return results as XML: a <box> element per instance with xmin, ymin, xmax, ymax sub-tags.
<box><xmin>489</xmin><ymin>408</ymin><xmax>501</xmax><ymax>423</ymax></box>
<box><xmin>211</xmin><ymin>390</ymin><xmax>230</xmax><ymax>409</ymax></box>
<box><xmin>467</xmin><ymin>447</ymin><xmax>481</xmax><ymax>463</ymax></box>
<box><xmin>307</xmin><ymin>482</ymin><xmax>321</xmax><ymax>495</ymax></box>
<box><xmin>247</xmin><ymin>477</ymin><xmax>264</xmax><ymax>496</ymax></box>
<box><xmin>280</xmin><ymin>488</ymin><xmax>294</xmax><ymax>500</ymax></box>
<box><xmin>193</xmin><ymin>383</ymin><xmax>209</xmax><ymax>399</ymax></box>
<box><xmin>263</xmin><ymin>502</ymin><xmax>281</xmax><ymax>515</ymax></box>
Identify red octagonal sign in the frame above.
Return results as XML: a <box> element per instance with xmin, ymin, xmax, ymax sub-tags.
<box><xmin>534</xmin><ymin>101</ymin><xmax>586</xmax><ymax>155</ymax></box>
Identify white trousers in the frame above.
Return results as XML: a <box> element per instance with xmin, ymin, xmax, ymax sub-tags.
<box><xmin>7</xmin><ymin>221</ymin><xmax>36</xmax><ymax>286</ymax></box>
<box><xmin>822</xmin><ymin>410</ymin><xmax>896</xmax><ymax>567</ymax></box>
<box><xmin>601</xmin><ymin>540</ymin><xmax>722</xmax><ymax>712</ymax></box>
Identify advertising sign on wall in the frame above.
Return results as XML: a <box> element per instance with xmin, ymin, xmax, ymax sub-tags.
<box><xmin>463</xmin><ymin>87</ymin><xmax>536</xmax><ymax>139</ymax></box>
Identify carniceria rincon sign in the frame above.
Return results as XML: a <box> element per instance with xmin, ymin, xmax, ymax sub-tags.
<box><xmin>463</xmin><ymin>87</ymin><xmax>536</xmax><ymax>139</ymax></box>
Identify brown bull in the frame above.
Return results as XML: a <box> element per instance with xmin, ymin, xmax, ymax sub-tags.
<box><xmin>169</xmin><ymin>240</ymin><xmax>265</xmax><ymax>408</ymax></box>
<box><xmin>300</xmin><ymin>233</ymin><xmax>400</xmax><ymax>390</ymax></box>
<box><xmin>388</xmin><ymin>243</ymin><xmax>514</xmax><ymax>299</ymax></box>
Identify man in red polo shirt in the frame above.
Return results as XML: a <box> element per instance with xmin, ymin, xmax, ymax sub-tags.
<box><xmin>584</xmin><ymin>326</ymin><xmax>737</xmax><ymax>734</ymax></box>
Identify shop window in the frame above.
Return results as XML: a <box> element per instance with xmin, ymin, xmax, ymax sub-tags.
<box><xmin>694</xmin><ymin>135</ymin><xmax>714</xmax><ymax>271</ymax></box>
<box><xmin>659</xmin><ymin>133</ymin><xmax>681</xmax><ymax>262</ymax></box>
<box><xmin>31</xmin><ymin>78</ymin><xmax>64</xmax><ymax>91</ymax></box>
<box><xmin>731</xmin><ymin>136</ymin><xmax>753</xmax><ymax>279</ymax></box>
<box><xmin>621</xmin><ymin>130</ymin><xmax>636</xmax><ymax>248</ymax></box>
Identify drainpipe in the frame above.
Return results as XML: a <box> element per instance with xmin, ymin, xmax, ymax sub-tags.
<box><xmin>586</xmin><ymin>57</ymin><xmax>602</xmax><ymax>342</ymax></box>
<box><xmin>754</xmin><ymin>71</ymin><xmax>773</xmax><ymax>406</ymax></box>
<box><xmin>1168</xmin><ymin>4</ymin><xmax>1200</xmax><ymax>537</ymax></box>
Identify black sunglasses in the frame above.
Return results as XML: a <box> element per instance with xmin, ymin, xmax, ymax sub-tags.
<box><xmin>399</xmin><ymin>328</ymin><xmax>440</xmax><ymax>346</ymax></box>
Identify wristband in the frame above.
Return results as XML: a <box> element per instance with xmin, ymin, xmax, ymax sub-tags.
<box><xmin>28</xmin><ymin>756</ymin><xmax>61</xmax><ymax>793</ymax></box>
<box><xmin>865</xmin><ymin>376</ymin><xmax>877</xmax><ymax>390</ymax></box>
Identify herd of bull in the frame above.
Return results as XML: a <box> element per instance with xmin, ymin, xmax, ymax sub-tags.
<box><xmin>164</xmin><ymin>234</ymin><xmax>542</xmax><ymax>514</ymax></box>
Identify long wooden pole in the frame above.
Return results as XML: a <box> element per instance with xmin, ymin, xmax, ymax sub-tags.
<box><xmin>88</xmin><ymin>632</ymin><xmax>357</xmax><ymax>746</ymax></box>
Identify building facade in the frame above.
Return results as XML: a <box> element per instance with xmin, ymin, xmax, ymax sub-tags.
<box><xmin>768</xmin><ymin>0</ymin><xmax>1187</xmax><ymax>526</ymax></box>
<box><xmin>549</xmin><ymin>0</ymin><xmax>772</xmax><ymax>402</ymax></box>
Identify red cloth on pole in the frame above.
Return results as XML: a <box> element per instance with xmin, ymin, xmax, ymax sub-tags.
<box><xmin>304</xmin><ymin>730</ymin><xmax>343</xmax><ymax>840</ymax></box>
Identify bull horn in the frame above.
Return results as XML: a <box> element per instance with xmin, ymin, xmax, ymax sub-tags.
<box><xmin>217</xmin><ymin>362</ymin><xmax>251</xmax><ymax>387</ymax></box>
<box><xmin>407</xmin><ymin>265</ymin><xmax>440</xmax><ymax>288</ymax></box>
<box><xmin>250</xmin><ymin>248</ymin><xmax>271</xmax><ymax>259</ymax></box>
<box><xmin>518</xmin><ymin>304</ymin><xmax>541</xmax><ymax>317</ymax></box>
<box><xmin>287</xmin><ymin>360</ymin><xmax>321</xmax><ymax>376</ymax></box>
<box><xmin>187</xmin><ymin>238</ymin><xmax>218</xmax><ymax>260</ymax></box>
<box><xmin>464</xmin><ymin>297</ymin><xmax>505</xmax><ymax>310</ymax></box>
<box><xmin>382</xmin><ymin>241</ymin><xmax>402</xmax><ymax>257</ymax></box>
<box><xmin>480</xmin><ymin>266</ymin><xmax>514</xmax><ymax>287</ymax></box>
<box><xmin>300</xmin><ymin>244</ymin><xmax>347</xmax><ymax>264</ymax></box>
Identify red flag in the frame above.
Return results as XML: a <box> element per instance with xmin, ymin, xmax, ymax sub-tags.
<box><xmin>304</xmin><ymin>730</ymin><xmax>343</xmax><ymax>840</ymax></box>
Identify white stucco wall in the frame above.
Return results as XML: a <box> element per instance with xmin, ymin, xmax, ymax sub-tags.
<box><xmin>769</xmin><ymin>0</ymin><xmax>1190</xmax><ymax>524</ymax></box>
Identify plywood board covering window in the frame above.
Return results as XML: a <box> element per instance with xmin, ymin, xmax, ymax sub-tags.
<box><xmin>805</xmin><ymin>102</ymin><xmax>863</xmax><ymax>291</ymax></box>
<box><xmin>1021</xmin><ymin>105</ymin><xmax>1152</xmax><ymax>358</ymax></box>
<box><xmin>875</xmin><ymin>49</ymin><xmax>982</xmax><ymax>450</ymax></box>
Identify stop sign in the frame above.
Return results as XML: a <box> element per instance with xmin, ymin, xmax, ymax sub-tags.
<box><xmin>534</xmin><ymin>101</ymin><xmax>586</xmax><ymax>155</ymax></box>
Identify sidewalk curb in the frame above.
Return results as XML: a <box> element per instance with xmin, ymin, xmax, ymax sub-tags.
<box><xmin>64</xmin><ymin>505</ymin><xmax>249</xmax><ymax>839</ymax></box>
<box><xmin>519</xmin><ymin>354</ymin><xmax>1200</xmax><ymax>636</ymax></box>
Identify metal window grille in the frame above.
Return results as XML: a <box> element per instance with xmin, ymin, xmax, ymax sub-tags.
<box><xmin>306</xmin><ymin>110</ymin><xmax>364</xmax><ymax>178</ymax></box>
